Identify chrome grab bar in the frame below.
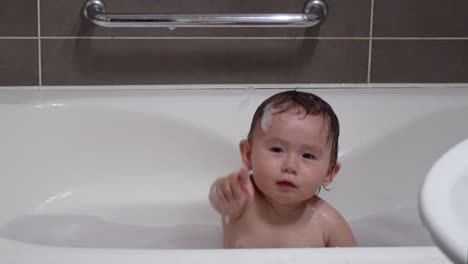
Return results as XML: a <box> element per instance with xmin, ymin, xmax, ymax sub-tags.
<box><xmin>82</xmin><ymin>0</ymin><xmax>327</xmax><ymax>28</ymax></box>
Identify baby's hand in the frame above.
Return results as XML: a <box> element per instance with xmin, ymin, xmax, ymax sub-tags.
<box><xmin>209</xmin><ymin>167</ymin><xmax>254</xmax><ymax>219</ymax></box>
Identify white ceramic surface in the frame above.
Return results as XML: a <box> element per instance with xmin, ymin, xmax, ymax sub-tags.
<box><xmin>1</xmin><ymin>87</ymin><xmax>465</xmax><ymax>263</ymax></box>
<box><xmin>420</xmin><ymin>137</ymin><xmax>468</xmax><ymax>264</ymax></box>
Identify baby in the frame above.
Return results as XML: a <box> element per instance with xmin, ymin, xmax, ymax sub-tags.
<box><xmin>209</xmin><ymin>90</ymin><xmax>357</xmax><ymax>248</ymax></box>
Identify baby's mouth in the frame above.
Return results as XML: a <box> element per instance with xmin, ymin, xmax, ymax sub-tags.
<box><xmin>276</xmin><ymin>180</ymin><xmax>297</xmax><ymax>188</ymax></box>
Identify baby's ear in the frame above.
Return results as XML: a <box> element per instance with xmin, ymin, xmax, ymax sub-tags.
<box><xmin>239</xmin><ymin>139</ymin><xmax>253</xmax><ymax>169</ymax></box>
<box><xmin>322</xmin><ymin>162</ymin><xmax>341</xmax><ymax>187</ymax></box>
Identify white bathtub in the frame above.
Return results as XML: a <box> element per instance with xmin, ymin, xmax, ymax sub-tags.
<box><xmin>0</xmin><ymin>87</ymin><xmax>463</xmax><ymax>263</ymax></box>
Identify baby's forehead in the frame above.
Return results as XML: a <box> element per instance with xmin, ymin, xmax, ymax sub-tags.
<box><xmin>264</xmin><ymin>106</ymin><xmax>326</xmax><ymax>126</ymax></box>
<box><xmin>257</xmin><ymin>107</ymin><xmax>331</xmax><ymax>139</ymax></box>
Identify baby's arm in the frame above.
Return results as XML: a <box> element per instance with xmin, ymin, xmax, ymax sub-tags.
<box><xmin>209</xmin><ymin>168</ymin><xmax>254</xmax><ymax>221</ymax></box>
<box><xmin>323</xmin><ymin>206</ymin><xmax>358</xmax><ymax>247</ymax></box>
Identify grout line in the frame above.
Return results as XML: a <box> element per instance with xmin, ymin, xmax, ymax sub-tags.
<box><xmin>38</xmin><ymin>36</ymin><xmax>371</xmax><ymax>40</ymax></box>
<box><xmin>37</xmin><ymin>0</ymin><xmax>42</xmax><ymax>87</ymax></box>
<box><xmin>373</xmin><ymin>37</ymin><xmax>468</xmax><ymax>40</ymax></box>
<box><xmin>2</xmin><ymin>36</ymin><xmax>468</xmax><ymax>40</ymax></box>
<box><xmin>0</xmin><ymin>37</ymin><xmax>38</xmax><ymax>39</ymax></box>
<box><xmin>27</xmin><ymin>83</ymin><xmax>468</xmax><ymax>91</ymax></box>
<box><xmin>3</xmin><ymin>83</ymin><xmax>468</xmax><ymax>91</ymax></box>
<box><xmin>367</xmin><ymin>0</ymin><xmax>375</xmax><ymax>84</ymax></box>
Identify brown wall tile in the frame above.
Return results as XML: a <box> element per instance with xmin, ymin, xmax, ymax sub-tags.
<box><xmin>371</xmin><ymin>40</ymin><xmax>468</xmax><ymax>83</ymax></box>
<box><xmin>41</xmin><ymin>0</ymin><xmax>370</xmax><ymax>37</ymax></box>
<box><xmin>374</xmin><ymin>0</ymin><xmax>468</xmax><ymax>37</ymax></box>
<box><xmin>0</xmin><ymin>0</ymin><xmax>37</xmax><ymax>36</ymax></box>
<box><xmin>3</xmin><ymin>0</ymin><xmax>468</xmax><ymax>87</ymax></box>
<box><xmin>41</xmin><ymin>39</ymin><xmax>368</xmax><ymax>85</ymax></box>
<box><xmin>0</xmin><ymin>40</ymin><xmax>38</xmax><ymax>86</ymax></box>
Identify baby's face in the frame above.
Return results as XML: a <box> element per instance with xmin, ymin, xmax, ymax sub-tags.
<box><xmin>249</xmin><ymin>108</ymin><xmax>334</xmax><ymax>205</ymax></box>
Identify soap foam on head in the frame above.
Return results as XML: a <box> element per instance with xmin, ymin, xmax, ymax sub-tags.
<box><xmin>260</xmin><ymin>103</ymin><xmax>274</xmax><ymax>133</ymax></box>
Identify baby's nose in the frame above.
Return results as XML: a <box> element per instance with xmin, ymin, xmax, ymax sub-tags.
<box><xmin>282</xmin><ymin>167</ymin><xmax>297</xmax><ymax>175</ymax></box>
<box><xmin>281</xmin><ymin>155</ymin><xmax>298</xmax><ymax>175</ymax></box>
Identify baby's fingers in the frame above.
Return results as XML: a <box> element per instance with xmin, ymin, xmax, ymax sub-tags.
<box><xmin>221</xmin><ymin>177</ymin><xmax>234</xmax><ymax>201</ymax></box>
<box><xmin>209</xmin><ymin>180</ymin><xmax>227</xmax><ymax>213</ymax></box>
<box><xmin>243</xmin><ymin>179</ymin><xmax>254</xmax><ymax>199</ymax></box>
<box><xmin>238</xmin><ymin>167</ymin><xmax>250</xmax><ymax>185</ymax></box>
<box><xmin>239</xmin><ymin>168</ymin><xmax>254</xmax><ymax>197</ymax></box>
<box><xmin>230</xmin><ymin>168</ymin><xmax>251</xmax><ymax>199</ymax></box>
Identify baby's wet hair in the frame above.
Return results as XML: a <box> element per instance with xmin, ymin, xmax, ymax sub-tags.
<box><xmin>247</xmin><ymin>90</ymin><xmax>340</xmax><ymax>171</ymax></box>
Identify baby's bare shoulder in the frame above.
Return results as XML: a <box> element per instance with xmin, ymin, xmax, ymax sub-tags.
<box><xmin>308</xmin><ymin>197</ymin><xmax>357</xmax><ymax>247</ymax></box>
<box><xmin>308</xmin><ymin>197</ymin><xmax>347</xmax><ymax>228</ymax></box>
<box><xmin>308</xmin><ymin>197</ymin><xmax>341</xmax><ymax>218</ymax></box>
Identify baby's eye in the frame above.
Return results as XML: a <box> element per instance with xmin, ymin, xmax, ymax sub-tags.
<box><xmin>270</xmin><ymin>147</ymin><xmax>283</xmax><ymax>153</ymax></box>
<box><xmin>302</xmin><ymin>153</ymin><xmax>316</xmax><ymax>160</ymax></box>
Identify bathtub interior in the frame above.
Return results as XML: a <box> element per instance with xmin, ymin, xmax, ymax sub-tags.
<box><xmin>1</xmin><ymin>88</ymin><xmax>468</xmax><ymax>250</ymax></box>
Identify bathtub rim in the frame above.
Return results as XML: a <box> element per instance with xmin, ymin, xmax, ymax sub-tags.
<box><xmin>0</xmin><ymin>238</ymin><xmax>450</xmax><ymax>264</ymax></box>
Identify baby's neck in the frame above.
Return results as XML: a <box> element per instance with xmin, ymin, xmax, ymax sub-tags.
<box><xmin>258</xmin><ymin>195</ymin><xmax>315</xmax><ymax>225</ymax></box>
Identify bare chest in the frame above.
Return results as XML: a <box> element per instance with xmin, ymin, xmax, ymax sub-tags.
<box><xmin>223</xmin><ymin>212</ymin><xmax>326</xmax><ymax>248</ymax></box>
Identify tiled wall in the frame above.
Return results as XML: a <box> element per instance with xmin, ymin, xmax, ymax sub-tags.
<box><xmin>1</xmin><ymin>0</ymin><xmax>468</xmax><ymax>87</ymax></box>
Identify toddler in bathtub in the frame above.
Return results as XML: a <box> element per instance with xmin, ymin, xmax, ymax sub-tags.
<box><xmin>209</xmin><ymin>90</ymin><xmax>357</xmax><ymax>248</ymax></box>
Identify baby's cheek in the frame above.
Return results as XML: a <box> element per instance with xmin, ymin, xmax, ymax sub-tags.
<box><xmin>302</xmin><ymin>177</ymin><xmax>323</xmax><ymax>191</ymax></box>
<box><xmin>250</xmin><ymin>150</ymin><xmax>266</xmax><ymax>167</ymax></box>
<box><xmin>253</xmin><ymin>153</ymin><xmax>274</xmax><ymax>171</ymax></box>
